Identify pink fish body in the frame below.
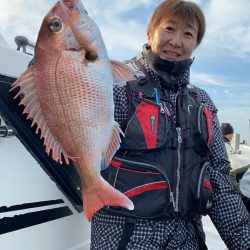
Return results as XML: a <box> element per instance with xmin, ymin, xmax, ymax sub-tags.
<box><xmin>11</xmin><ymin>0</ymin><xmax>134</xmax><ymax>221</ymax></box>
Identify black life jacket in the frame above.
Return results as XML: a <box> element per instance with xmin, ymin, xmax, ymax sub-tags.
<box><xmin>102</xmin><ymin>75</ymin><xmax>214</xmax><ymax>219</ymax></box>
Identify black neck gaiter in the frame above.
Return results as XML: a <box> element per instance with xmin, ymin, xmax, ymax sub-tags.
<box><xmin>142</xmin><ymin>44</ymin><xmax>193</xmax><ymax>90</ymax></box>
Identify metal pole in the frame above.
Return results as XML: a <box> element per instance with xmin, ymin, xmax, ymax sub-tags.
<box><xmin>248</xmin><ymin>119</ymin><xmax>250</xmax><ymax>146</ymax></box>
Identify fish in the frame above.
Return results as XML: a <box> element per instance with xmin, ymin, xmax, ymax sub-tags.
<box><xmin>10</xmin><ymin>0</ymin><xmax>134</xmax><ymax>221</ymax></box>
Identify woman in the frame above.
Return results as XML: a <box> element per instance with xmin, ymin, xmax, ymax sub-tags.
<box><xmin>91</xmin><ymin>1</ymin><xmax>250</xmax><ymax>249</ymax></box>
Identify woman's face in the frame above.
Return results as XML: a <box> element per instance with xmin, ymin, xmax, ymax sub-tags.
<box><xmin>147</xmin><ymin>16</ymin><xmax>198</xmax><ymax>61</ymax></box>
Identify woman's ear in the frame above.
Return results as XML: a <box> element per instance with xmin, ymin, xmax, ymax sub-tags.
<box><xmin>147</xmin><ymin>31</ymin><xmax>151</xmax><ymax>45</ymax></box>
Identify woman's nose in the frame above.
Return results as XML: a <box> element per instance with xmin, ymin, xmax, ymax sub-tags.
<box><xmin>169</xmin><ymin>33</ymin><xmax>182</xmax><ymax>47</ymax></box>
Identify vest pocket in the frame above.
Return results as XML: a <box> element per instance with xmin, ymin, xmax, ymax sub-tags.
<box><xmin>102</xmin><ymin>157</ymin><xmax>171</xmax><ymax>218</ymax></box>
<box><xmin>194</xmin><ymin>105</ymin><xmax>213</xmax><ymax>156</ymax></box>
<box><xmin>190</xmin><ymin>161</ymin><xmax>213</xmax><ymax>215</ymax></box>
<box><xmin>122</xmin><ymin>99</ymin><xmax>169</xmax><ymax>151</ymax></box>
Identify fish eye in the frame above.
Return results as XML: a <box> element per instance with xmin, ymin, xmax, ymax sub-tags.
<box><xmin>49</xmin><ymin>17</ymin><xmax>62</xmax><ymax>32</ymax></box>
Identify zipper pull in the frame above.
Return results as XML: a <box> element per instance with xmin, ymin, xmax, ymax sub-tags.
<box><xmin>154</xmin><ymin>88</ymin><xmax>159</xmax><ymax>104</ymax></box>
<box><xmin>170</xmin><ymin>191</ymin><xmax>175</xmax><ymax>204</ymax></box>
<box><xmin>159</xmin><ymin>103</ymin><xmax>164</xmax><ymax>113</ymax></box>
<box><xmin>176</xmin><ymin>127</ymin><xmax>182</xmax><ymax>143</ymax></box>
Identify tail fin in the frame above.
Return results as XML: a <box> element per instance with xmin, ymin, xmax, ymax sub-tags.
<box><xmin>82</xmin><ymin>178</ymin><xmax>134</xmax><ymax>221</ymax></box>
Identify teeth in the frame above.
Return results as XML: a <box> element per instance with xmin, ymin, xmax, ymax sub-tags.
<box><xmin>167</xmin><ymin>51</ymin><xmax>179</xmax><ymax>56</ymax></box>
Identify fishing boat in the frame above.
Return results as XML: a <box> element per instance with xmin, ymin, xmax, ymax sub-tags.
<box><xmin>0</xmin><ymin>33</ymin><xmax>91</xmax><ymax>250</ymax></box>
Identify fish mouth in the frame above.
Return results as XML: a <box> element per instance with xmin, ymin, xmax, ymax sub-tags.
<box><xmin>61</xmin><ymin>0</ymin><xmax>78</xmax><ymax>9</ymax></box>
<box><xmin>66</xmin><ymin>47</ymin><xmax>97</xmax><ymax>61</ymax></box>
<box><xmin>63</xmin><ymin>32</ymin><xmax>83</xmax><ymax>52</ymax></box>
<box><xmin>67</xmin><ymin>47</ymin><xmax>82</xmax><ymax>52</ymax></box>
<box><xmin>61</xmin><ymin>0</ymin><xmax>98</xmax><ymax>60</ymax></box>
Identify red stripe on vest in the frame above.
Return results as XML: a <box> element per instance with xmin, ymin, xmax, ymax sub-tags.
<box><xmin>111</xmin><ymin>160</ymin><xmax>162</xmax><ymax>175</ymax></box>
<box><xmin>203</xmin><ymin>106</ymin><xmax>213</xmax><ymax>146</ymax></box>
<box><xmin>136</xmin><ymin>102</ymin><xmax>158</xmax><ymax>149</ymax></box>
<box><xmin>203</xmin><ymin>179</ymin><xmax>213</xmax><ymax>192</ymax></box>
<box><xmin>124</xmin><ymin>181</ymin><xmax>168</xmax><ymax>198</ymax></box>
<box><xmin>111</xmin><ymin>160</ymin><xmax>122</xmax><ymax>168</ymax></box>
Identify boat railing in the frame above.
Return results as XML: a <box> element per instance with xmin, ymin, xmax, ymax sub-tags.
<box><xmin>14</xmin><ymin>36</ymin><xmax>35</xmax><ymax>55</ymax></box>
<box><xmin>0</xmin><ymin>117</ymin><xmax>16</xmax><ymax>137</ymax></box>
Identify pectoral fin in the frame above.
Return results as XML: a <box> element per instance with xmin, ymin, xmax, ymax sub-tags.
<box><xmin>111</xmin><ymin>60</ymin><xmax>135</xmax><ymax>85</ymax></box>
<box><xmin>101</xmin><ymin>121</ymin><xmax>124</xmax><ymax>170</ymax></box>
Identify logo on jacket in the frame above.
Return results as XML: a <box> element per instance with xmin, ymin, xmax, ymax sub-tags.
<box><xmin>206</xmin><ymin>200</ymin><xmax>213</xmax><ymax>209</ymax></box>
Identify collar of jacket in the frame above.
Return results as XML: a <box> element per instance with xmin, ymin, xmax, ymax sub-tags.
<box><xmin>141</xmin><ymin>44</ymin><xmax>193</xmax><ymax>91</ymax></box>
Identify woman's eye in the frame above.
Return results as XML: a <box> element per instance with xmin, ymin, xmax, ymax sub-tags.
<box><xmin>165</xmin><ymin>26</ymin><xmax>174</xmax><ymax>32</ymax></box>
<box><xmin>185</xmin><ymin>31</ymin><xmax>193</xmax><ymax>38</ymax></box>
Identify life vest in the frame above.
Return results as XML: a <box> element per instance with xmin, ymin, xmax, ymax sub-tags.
<box><xmin>102</xmin><ymin>71</ymin><xmax>214</xmax><ymax>219</ymax></box>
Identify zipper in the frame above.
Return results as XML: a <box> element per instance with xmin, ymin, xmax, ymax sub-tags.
<box><xmin>137</xmin><ymin>95</ymin><xmax>160</xmax><ymax>106</ymax></box>
<box><xmin>175</xmin><ymin>127</ymin><xmax>182</xmax><ymax>212</ymax></box>
<box><xmin>197</xmin><ymin>162</ymin><xmax>210</xmax><ymax>198</ymax></box>
<box><xmin>197</xmin><ymin>103</ymin><xmax>205</xmax><ymax>134</ymax></box>
<box><xmin>114</xmin><ymin>156</ymin><xmax>175</xmax><ymax>207</ymax></box>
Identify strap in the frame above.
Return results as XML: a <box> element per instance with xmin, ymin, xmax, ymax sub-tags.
<box><xmin>117</xmin><ymin>217</ymin><xmax>136</xmax><ymax>250</ymax></box>
<box><xmin>196</xmin><ymin>233</ymin><xmax>208</xmax><ymax>250</ymax></box>
<box><xmin>192</xmin><ymin>219</ymin><xmax>208</xmax><ymax>250</ymax></box>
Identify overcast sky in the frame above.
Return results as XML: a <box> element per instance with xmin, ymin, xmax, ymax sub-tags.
<box><xmin>0</xmin><ymin>0</ymin><xmax>250</xmax><ymax>141</ymax></box>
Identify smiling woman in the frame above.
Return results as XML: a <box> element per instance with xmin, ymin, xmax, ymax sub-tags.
<box><xmin>90</xmin><ymin>1</ymin><xmax>250</xmax><ymax>250</ymax></box>
<box><xmin>146</xmin><ymin>0</ymin><xmax>205</xmax><ymax>60</ymax></box>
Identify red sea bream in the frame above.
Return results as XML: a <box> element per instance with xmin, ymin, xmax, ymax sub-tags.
<box><xmin>10</xmin><ymin>0</ymin><xmax>134</xmax><ymax>221</ymax></box>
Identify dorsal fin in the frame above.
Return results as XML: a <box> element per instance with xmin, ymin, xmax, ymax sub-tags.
<box><xmin>111</xmin><ymin>60</ymin><xmax>135</xmax><ymax>85</ymax></box>
<box><xmin>10</xmin><ymin>66</ymin><xmax>73</xmax><ymax>164</ymax></box>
